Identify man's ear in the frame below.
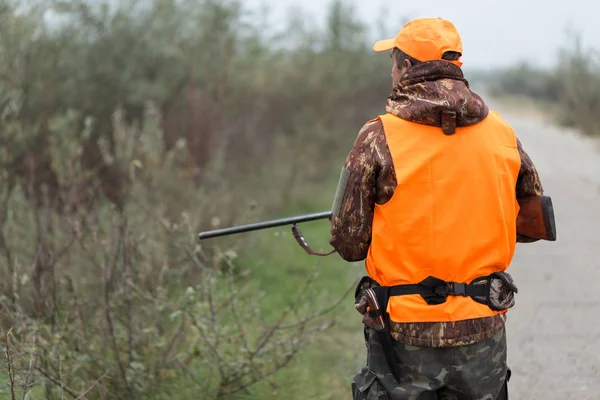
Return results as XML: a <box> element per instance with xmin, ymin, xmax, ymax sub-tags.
<box><xmin>403</xmin><ymin>58</ymin><xmax>412</xmax><ymax>69</ymax></box>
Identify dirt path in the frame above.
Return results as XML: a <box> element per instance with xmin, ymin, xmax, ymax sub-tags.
<box><xmin>490</xmin><ymin>99</ymin><xmax>600</xmax><ymax>399</ymax></box>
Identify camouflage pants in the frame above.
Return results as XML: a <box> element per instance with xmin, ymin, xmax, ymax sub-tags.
<box><xmin>352</xmin><ymin>326</ymin><xmax>510</xmax><ymax>400</ymax></box>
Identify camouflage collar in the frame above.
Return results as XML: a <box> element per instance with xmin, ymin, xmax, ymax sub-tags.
<box><xmin>385</xmin><ymin>61</ymin><xmax>489</xmax><ymax>132</ymax></box>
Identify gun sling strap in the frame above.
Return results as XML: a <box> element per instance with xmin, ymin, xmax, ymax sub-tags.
<box><xmin>360</xmin><ymin>273</ymin><xmax>517</xmax><ymax>385</ymax></box>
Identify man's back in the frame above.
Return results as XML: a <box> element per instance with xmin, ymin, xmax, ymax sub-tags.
<box><xmin>366</xmin><ymin>111</ymin><xmax>522</xmax><ymax>323</ymax></box>
<box><xmin>329</xmin><ymin>60</ymin><xmax>543</xmax><ymax>348</ymax></box>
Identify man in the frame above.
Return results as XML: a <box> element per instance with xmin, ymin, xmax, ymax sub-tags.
<box><xmin>329</xmin><ymin>18</ymin><xmax>547</xmax><ymax>400</ymax></box>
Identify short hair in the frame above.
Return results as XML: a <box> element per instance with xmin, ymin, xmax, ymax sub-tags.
<box><xmin>392</xmin><ymin>48</ymin><xmax>421</xmax><ymax>67</ymax></box>
<box><xmin>392</xmin><ymin>47</ymin><xmax>462</xmax><ymax>68</ymax></box>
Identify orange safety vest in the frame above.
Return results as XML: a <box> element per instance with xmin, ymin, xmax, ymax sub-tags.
<box><xmin>365</xmin><ymin>112</ymin><xmax>522</xmax><ymax>323</ymax></box>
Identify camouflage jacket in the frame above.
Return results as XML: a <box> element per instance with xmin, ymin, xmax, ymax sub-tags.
<box><xmin>330</xmin><ymin>61</ymin><xmax>543</xmax><ymax>348</ymax></box>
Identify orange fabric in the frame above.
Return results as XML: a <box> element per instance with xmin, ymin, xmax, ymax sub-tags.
<box><xmin>365</xmin><ymin>112</ymin><xmax>521</xmax><ymax>323</ymax></box>
<box><xmin>373</xmin><ymin>18</ymin><xmax>463</xmax><ymax>67</ymax></box>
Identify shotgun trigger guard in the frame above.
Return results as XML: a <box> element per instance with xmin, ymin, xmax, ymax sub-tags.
<box><xmin>292</xmin><ymin>224</ymin><xmax>309</xmax><ymax>247</ymax></box>
<box><xmin>291</xmin><ymin>224</ymin><xmax>335</xmax><ymax>257</ymax></box>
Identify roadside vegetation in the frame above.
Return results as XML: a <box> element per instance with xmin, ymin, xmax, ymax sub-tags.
<box><xmin>0</xmin><ymin>0</ymin><xmax>388</xmax><ymax>398</ymax></box>
<box><xmin>486</xmin><ymin>34</ymin><xmax>600</xmax><ymax>137</ymax></box>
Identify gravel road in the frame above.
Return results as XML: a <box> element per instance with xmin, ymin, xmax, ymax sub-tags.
<box><xmin>490</xmin><ymin>99</ymin><xmax>600</xmax><ymax>400</ymax></box>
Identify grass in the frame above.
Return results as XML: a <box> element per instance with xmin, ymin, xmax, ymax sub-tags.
<box><xmin>227</xmin><ymin>229</ymin><xmax>367</xmax><ymax>400</ymax></box>
<box><xmin>189</xmin><ymin>174</ymin><xmax>368</xmax><ymax>399</ymax></box>
<box><xmin>0</xmin><ymin>196</ymin><xmax>368</xmax><ymax>400</ymax></box>
<box><xmin>133</xmin><ymin>200</ymin><xmax>370</xmax><ymax>399</ymax></box>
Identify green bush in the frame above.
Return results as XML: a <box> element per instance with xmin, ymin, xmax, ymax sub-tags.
<box><xmin>0</xmin><ymin>0</ymin><xmax>390</xmax><ymax>398</ymax></box>
<box><xmin>487</xmin><ymin>33</ymin><xmax>600</xmax><ymax>137</ymax></box>
<box><xmin>487</xmin><ymin>62</ymin><xmax>562</xmax><ymax>103</ymax></box>
<box><xmin>554</xmin><ymin>37</ymin><xmax>600</xmax><ymax>135</ymax></box>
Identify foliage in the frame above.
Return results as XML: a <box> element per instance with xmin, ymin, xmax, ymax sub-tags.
<box><xmin>486</xmin><ymin>33</ymin><xmax>600</xmax><ymax>137</ymax></box>
<box><xmin>0</xmin><ymin>0</ymin><xmax>390</xmax><ymax>398</ymax></box>
<box><xmin>487</xmin><ymin>62</ymin><xmax>562</xmax><ymax>104</ymax></box>
<box><xmin>553</xmin><ymin>36</ymin><xmax>600</xmax><ymax>135</ymax></box>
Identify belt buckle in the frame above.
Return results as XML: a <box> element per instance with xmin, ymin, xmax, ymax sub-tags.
<box><xmin>451</xmin><ymin>282</ymin><xmax>467</xmax><ymax>296</ymax></box>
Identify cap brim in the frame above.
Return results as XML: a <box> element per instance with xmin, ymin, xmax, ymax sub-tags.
<box><xmin>372</xmin><ymin>38</ymin><xmax>395</xmax><ymax>52</ymax></box>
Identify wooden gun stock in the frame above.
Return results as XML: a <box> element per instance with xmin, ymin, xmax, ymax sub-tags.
<box><xmin>516</xmin><ymin>195</ymin><xmax>556</xmax><ymax>241</ymax></box>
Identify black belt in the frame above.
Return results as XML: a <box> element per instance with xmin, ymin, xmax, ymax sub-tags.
<box><xmin>386</xmin><ymin>276</ymin><xmax>487</xmax><ymax>305</ymax></box>
<box><xmin>361</xmin><ymin>275</ymin><xmax>502</xmax><ymax>384</ymax></box>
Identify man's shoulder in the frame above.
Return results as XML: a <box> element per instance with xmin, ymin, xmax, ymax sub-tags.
<box><xmin>354</xmin><ymin>118</ymin><xmax>385</xmax><ymax>147</ymax></box>
<box><xmin>484</xmin><ymin>110</ymin><xmax>516</xmax><ymax>131</ymax></box>
<box><xmin>343</xmin><ymin>118</ymin><xmax>390</xmax><ymax>171</ymax></box>
<box><xmin>477</xmin><ymin>110</ymin><xmax>519</xmax><ymax>147</ymax></box>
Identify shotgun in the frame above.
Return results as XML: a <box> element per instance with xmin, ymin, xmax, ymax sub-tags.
<box><xmin>197</xmin><ymin>195</ymin><xmax>556</xmax><ymax>255</ymax></box>
<box><xmin>198</xmin><ymin>210</ymin><xmax>335</xmax><ymax>256</ymax></box>
<box><xmin>516</xmin><ymin>195</ymin><xmax>556</xmax><ymax>241</ymax></box>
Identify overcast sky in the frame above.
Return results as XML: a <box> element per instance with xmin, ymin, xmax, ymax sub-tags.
<box><xmin>244</xmin><ymin>0</ymin><xmax>596</xmax><ymax>69</ymax></box>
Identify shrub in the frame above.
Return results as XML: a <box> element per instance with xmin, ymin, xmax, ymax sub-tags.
<box><xmin>487</xmin><ymin>32</ymin><xmax>600</xmax><ymax>137</ymax></box>
<box><xmin>0</xmin><ymin>0</ymin><xmax>390</xmax><ymax>398</ymax></box>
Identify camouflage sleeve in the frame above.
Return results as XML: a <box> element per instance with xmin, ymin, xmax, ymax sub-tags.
<box><xmin>515</xmin><ymin>138</ymin><xmax>545</xmax><ymax>243</ymax></box>
<box><xmin>515</xmin><ymin>138</ymin><xmax>543</xmax><ymax>198</ymax></box>
<box><xmin>329</xmin><ymin>120</ymin><xmax>383</xmax><ymax>262</ymax></box>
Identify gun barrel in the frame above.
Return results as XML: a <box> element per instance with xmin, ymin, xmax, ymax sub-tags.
<box><xmin>198</xmin><ymin>210</ymin><xmax>332</xmax><ymax>240</ymax></box>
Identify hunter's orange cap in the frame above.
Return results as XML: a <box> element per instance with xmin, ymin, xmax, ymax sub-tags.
<box><xmin>373</xmin><ymin>18</ymin><xmax>463</xmax><ymax>67</ymax></box>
